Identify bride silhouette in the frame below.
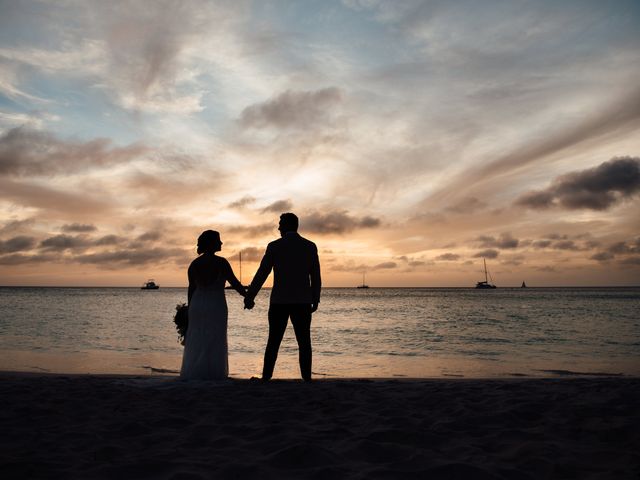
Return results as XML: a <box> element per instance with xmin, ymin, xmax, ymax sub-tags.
<box><xmin>180</xmin><ymin>230</ymin><xmax>245</xmax><ymax>380</ymax></box>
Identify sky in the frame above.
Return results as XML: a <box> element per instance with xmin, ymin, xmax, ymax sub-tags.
<box><xmin>0</xmin><ymin>0</ymin><xmax>639</xmax><ymax>287</ymax></box>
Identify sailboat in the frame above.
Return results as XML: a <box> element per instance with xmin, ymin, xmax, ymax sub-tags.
<box><xmin>226</xmin><ymin>251</ymin><xmax>248</xmax><ymax>289</ymax></box>
<box><xmin>356</xmin><ymin>272</ymin><xmax>369</xmax><ymax>289</ymax></box>
<box><xmin>521</xmin><ymin>281</ymin><xmax>527</xmax><ymax>288</ymax></box>
<box><xmin>475</xmin><ymin>258</ymin><xmax>496</xmax><ymax>289</ymax></box>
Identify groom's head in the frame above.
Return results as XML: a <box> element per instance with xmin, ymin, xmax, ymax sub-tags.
<box><xmin>278</xmin><ymin>212</ymin><xmax>298</xmax><ymax>236</ymax></box>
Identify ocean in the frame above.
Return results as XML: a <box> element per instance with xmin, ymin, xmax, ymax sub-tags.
<box><xmin>0</xmin><ymin>287</ymin><xmax>639</xmax><ymax>378</ymax></box>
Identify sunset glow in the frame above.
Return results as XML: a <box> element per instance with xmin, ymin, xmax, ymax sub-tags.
<box><xmin>1</xmin><ymin>0</ymin><xmax>639</xmax><ymax>286</ymax></box>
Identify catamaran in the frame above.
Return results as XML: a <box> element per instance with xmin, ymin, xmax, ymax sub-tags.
<box><xmin>475</xmin><ymin>258</ymin><xmax>496</xmax><ymax>289</ymax></box>
<box><xmin>357</xmin><ymin>272</ymin><xmax>369</xmax><ymax>289</ymax></box>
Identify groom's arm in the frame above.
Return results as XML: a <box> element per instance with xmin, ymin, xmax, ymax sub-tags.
<box><xmin>310</xmin><ymin>243</ymin><xmax>321</xmax><ymax>311</ymax></box>
<box><xmin>246</xmin><ymin>243</ymin><xmax>275</xmax><ymax>301</ymax></box>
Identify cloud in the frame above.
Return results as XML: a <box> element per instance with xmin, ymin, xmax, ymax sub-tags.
<box><xmin>473</xmin><ymin>249</ymin><xmax>499</xmax><ymax>259</ymax></box>
<box><xmin>302</xmin><ymin>211</ymin><xmax>381</xmax><ymax>235</ymax></box>
<box><xmin>0</xmin><ymin>178</ymin><xmax>113</xmax><ymax>215</ymax></box>
<box><xmin>40</xmin><ymin>234</ymin><xmax>91</xmax><ymax>252</ymax></box>
<box><xmin>373</xmin><ymin>261</ymin><xmax>397</xmax><ymax>270</ymax></box>
<box><xmin>239</xmin><ymin>87</ymin><xmax>343</xmax><ymax>130</ymax></box>
<box><xmin>476</xmin><ymin>233</ymin><xmax>519</xmax><ymax>249</ymax></box>
<box><xmin>0</xmin><ymin>218</ymin><xmax>35</xmax><ymax>235</ymax></box>
<box><xmin>517</xmin><ymin>157</ymin><xmax>640</xmax><ymax>210</ymax></box>
<box><xmin>445</xmin><ymin>197</ymin><xmax>487</xmax><ymax>214</ymax></box>
<box><xmin>228</xmin><ymin>196</ymin><xmax>256</xmax><ymax>209</ymax></box>
<box><xmin>435</xmin><ymin>253</ymin><xmax>460</xmax><ymax>261</ymax></box>
<box><xmin>0</xmin><ymin>235</ymin><xmax>36</xmax><ymax>254</ymax></box>
<box><xmin>0</xmin><ymin>127</ymin><xmax>147</xmax><ymax>177</ymax></box>
<box><xmin>228</xmin><ymin>247</ymin><xmax>265</xmax><ymax>263</ymax></box>
<box><xmin>619</xmin><ymin>256</ymin><xmax>640</xmax><ymax>266</ymax></box>
<box><xmin>607</xmin><ymin>239</ymin><xmax>640</xmax><ymax>255</ymax></box>
<box><xmin>423</xmin><ymin>87</ymin><xmax>640</xmax><ymax>207</ymax></box>
<box><xmin>61</xmin><ymin>223</ymin><xmax>97</xmax><ymax>233</ymax></box>
<box><xmin>74</xmin><ymin>247</ymin><xmax>187</xmax><ymax>267</ymax></box>
<box><xmin>0</xmin><ymin>253</ymin><xmax>57</xmax><ymax>266</ymax></box>
<box><xmin>227</xmin><ymin>223</ymin><xmax>276</xmax><ymax>239</ymax></box>
<box><xmin>260</xmin><ymin>199</ymin><xmax>293</xmax><ymax>214</ymax></box>
<box><xmin>94</xmin><ymin>235</ymin><xmax>124</xmax><ymax>246</ymax></box>
<box><xmin>591</xmin><ymin>252</ymin><xmax>614</xmax><ymax>262</ymax></box>
<box><xmin>552</xmin><ymin>240</ymin><xmax>579</xmax><ymax>251</ymax></box>
<box><xmin>136</xmin><ymin>231</ymin><xmax>162</xmax><ymax>242</ymax></box>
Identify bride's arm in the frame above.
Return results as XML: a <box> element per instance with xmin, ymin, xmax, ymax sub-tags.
<box><xmin>223</xmin><ymin>259</ymin><xmax>246</xmax><ymax>296</ymax></box>
<box><xmin>187</xmin><ymin>263</ymin><xmax>196</xmax><ymax>304</ymax></box>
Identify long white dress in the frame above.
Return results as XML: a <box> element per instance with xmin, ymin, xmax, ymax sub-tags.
<box><xmin>180</xmin><ymin>273</ymin><xmax>228</xmax><ymax>380</ymax></box>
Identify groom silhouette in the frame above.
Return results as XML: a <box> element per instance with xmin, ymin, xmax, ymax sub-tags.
<box><xmin>244</xmin><ymin>213</ymin><xmax>321</xmax><ymax>381</ymax></box>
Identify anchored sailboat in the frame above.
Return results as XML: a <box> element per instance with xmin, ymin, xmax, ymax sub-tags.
<box><xmin>475</xmin><ymin>258</ymin><xmax>496</xmax><ymax>289</ymax></box>
<box><xmin>357</xmin><ymin>272</ymin><xmax>369</xmax><ymax>289</ymax></box>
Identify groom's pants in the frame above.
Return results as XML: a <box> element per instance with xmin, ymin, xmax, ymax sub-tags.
<box><xmin>263</xmin><ymin>303</ymin><xmax>312</xmax><ymax>381</ymax></box>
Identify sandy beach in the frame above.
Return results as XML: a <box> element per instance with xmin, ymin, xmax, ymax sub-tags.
<box><xmin>1</xmin><ymin>373</ymin><xmax>639</xmax><ymax>479</ymax></box>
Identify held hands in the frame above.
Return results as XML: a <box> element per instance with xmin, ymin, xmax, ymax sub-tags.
<box><xmin>244</xmin><ymin>297</ymin><xmax>255</xmax><ymax>310</ymax></box>
<box><xmin>311</xmin><ymin>303</ymin><xmax>318</xmax><ymax>313</ymax></box>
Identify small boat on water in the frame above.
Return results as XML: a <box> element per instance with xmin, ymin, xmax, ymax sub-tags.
<box><xmin>475</xmin><ymin>258</ymin><xmax>496</xmax><ymax>289</ymax></box>
<box><xmin>357</xmin><ymin>272</ymin><xmax>369</xmax><ymax>289</ymax></box>
<box><xmin>141</xmin><ymin>279</ymin><xmax>159</xmax><ymax>290</ymax></box>
<box><xmin>521</xmin><ymin>281</ymin><xmax>527</xmax><ymax>288</ymax></box>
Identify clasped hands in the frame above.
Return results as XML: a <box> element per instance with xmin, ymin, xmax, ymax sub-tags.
<box><xmin>244</xmin><ymin>296</ymin><xmax>255</xmax><ymax>310</ymax></box>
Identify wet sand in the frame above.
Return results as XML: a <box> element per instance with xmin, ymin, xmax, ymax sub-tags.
<box><xmin>1</xmin><ymin>373</ymin><xmax>639</xmax><ymax>479</ymax></box>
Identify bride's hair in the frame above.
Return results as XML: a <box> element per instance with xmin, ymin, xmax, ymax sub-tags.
<box><xmin>197</xmin><ymin>230</ymin><xmax>220</xmax><ymax>254</ymax></box>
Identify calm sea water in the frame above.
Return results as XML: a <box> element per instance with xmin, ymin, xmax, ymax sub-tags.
<box><xmin>0</xmin><ymin>287</ymin><xmax>639</xmax><ymax>378</ymax></box>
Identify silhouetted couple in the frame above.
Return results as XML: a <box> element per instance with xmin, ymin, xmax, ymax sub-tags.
<box><xmin>179</xmin><ymin>212</ymin><xmax>321</xmax><ymax>382</ymax></box>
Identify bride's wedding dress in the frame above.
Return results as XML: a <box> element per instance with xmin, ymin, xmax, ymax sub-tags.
<box><xmin>180</xmin><ymin>273</ymin><xmax>228</xmax><ymax>380</ymax></box>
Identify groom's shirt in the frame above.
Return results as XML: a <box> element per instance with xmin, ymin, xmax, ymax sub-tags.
<box><xmin>248</xmin><ymin>232</ymin><xmax>321</xmax><ymax>305</ymax></box>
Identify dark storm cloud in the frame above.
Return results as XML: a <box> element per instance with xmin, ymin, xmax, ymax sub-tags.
<box><xmin>473</xmin><ymin>249</ymin><xmax>499</xmax><ymax>259</ymax></box>
<box><xmin>239</xmin><ymin>87</ymin><xmax>343</xmax><ymax>129</ymax></box>
<box><xmin>260</xmin><ymin>199</ymin><xmax>293</xmax><ymax>214</ymax></box>
<box><xmin>61</xmin><ymin>223</ymin><xmax>97</xmax><ymax>233</ymax></box>
<box><xmin>228</xmin><ymin>196</ymin><xmax>256</xmax><ymax>209</ymax></box>
<box><xmin>435</xmin><ymin>253</ymin><xmax>460</xmax><ymax>261</ymax></box>
<box><xmin>302</xmin><ymin>211</ymin><xmax>381</xmax><ymax>235</ymax></box>
<box><xmin>476</xmin><ymin>233</ymin><xmax>519</xmax><ymax>249</ymax></box>
<box><xmin>0</xmin><ymin>127</ymin><xmax>147</xmax><ymax>177</ymax></box>
<box><xmin>516</xmin><ymin>157</ymin><xmax>640</xmax><ymax>211</ymax></box>
<box><xmin>0</xmin><ymin>235</ymin><xmax>36</xmax><ymax>254</ymax></box>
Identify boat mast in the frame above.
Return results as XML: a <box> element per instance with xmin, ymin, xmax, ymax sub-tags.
<box><xmin>239</xmin><ymin>251</ymin><xmax>242</xmax><ymax>284</ymax></box>
<box><xmin>362</xmin><ymin>271</ymin><xmax>365</xmax><ymax>286</ymax></box>
<box><xmin>483</xmin><ymin>258</ymin><xmax>488</xmax><ymax>283</ymax></box>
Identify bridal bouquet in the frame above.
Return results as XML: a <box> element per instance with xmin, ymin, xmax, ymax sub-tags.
<box><xmin>174</xmin><ymin>303</ymin><xmax>188</xmax><ymax>345</ymax></box>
